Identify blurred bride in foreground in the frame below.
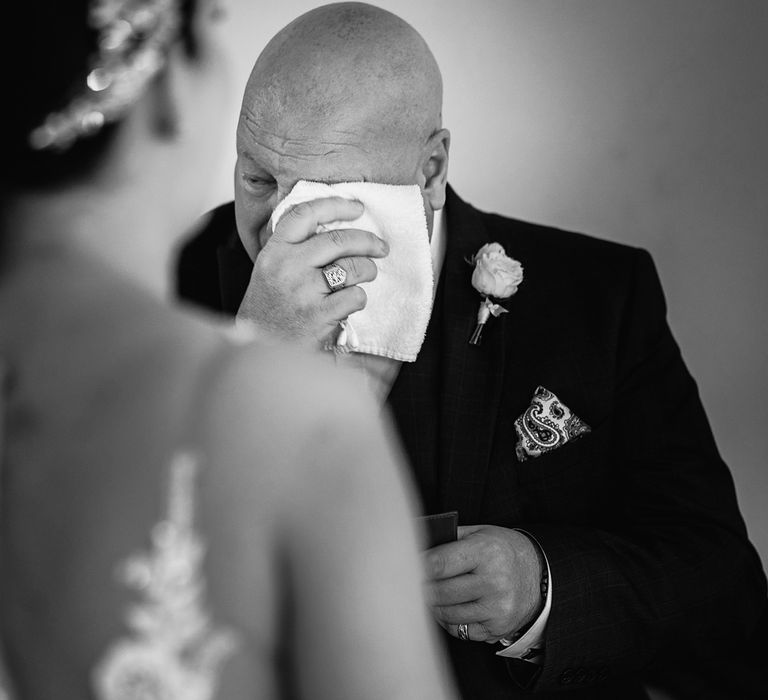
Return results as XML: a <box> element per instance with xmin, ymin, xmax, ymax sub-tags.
<box><xmin>0</xmin><ymin>1</ymin><xmax>455</xmax><ymax>698</ymax></box>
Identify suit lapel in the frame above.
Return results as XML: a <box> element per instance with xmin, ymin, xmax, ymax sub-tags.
<box><xmin>388</xmin><ymin>290</ymin><xmax>444</xmax><ymax>515</ymax></box>
<box><xmin>438</xmin><ymin>189</ymin><xmax>508</xmax><ymax>524</ymax></box>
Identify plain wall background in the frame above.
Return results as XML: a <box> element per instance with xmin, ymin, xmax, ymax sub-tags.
<box><xmin>204</xmin><ymin>0</ymin><xmax>768</xmax><ymax>568</ymax></box>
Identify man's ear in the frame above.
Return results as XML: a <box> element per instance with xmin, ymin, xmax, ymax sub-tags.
<box><xmin>421</xmin><ymin>128</ymin><xmax>451</xmax><ymax>211</ymax></box>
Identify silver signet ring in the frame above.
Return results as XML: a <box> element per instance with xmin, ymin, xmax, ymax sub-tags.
<box><xmin>322</xmin><ymin>263</ymin><xmax>347</xmax><ymax>292</ymax></box>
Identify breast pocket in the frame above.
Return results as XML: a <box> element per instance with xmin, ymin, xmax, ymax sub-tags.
<box><xmin>514</xmin><ymin>420</ymin><xmax>611</xmax><ymax>487</ymax></box>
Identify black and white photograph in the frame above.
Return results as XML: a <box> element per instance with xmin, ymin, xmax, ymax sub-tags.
<box><xmin>2</xmin><ymin>1</ymin><xmax>766</xmax><ymax>698</ymax></box>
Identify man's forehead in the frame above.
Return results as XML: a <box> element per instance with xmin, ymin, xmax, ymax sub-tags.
<box><xmin>238</xmin><ymin>120</ymin><xmax>365</xmax><ymax>154</ymax></box>
<box><xmin>239</xmin><ymin>132</ymin><xmax>371</xmax><ymax>175</ymax></box>
<box><xmin>237</xmin><ymin>109</ymin><xmax>397</xmax><ymax>178</ymax></box>
<box><xmin>238</xmin><ymin>97</ymin><xmax>381</xmax><ymax>145</ymax></box>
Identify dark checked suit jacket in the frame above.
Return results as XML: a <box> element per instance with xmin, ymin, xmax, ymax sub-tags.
<box><xmin>177</xmin><ymin>186</ymin><xmax>768</xmax><ymax>699</ymax></box>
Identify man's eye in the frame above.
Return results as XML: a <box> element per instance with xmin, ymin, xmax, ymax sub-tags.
<box><xmin>242</xmin><ymin>174</ymin><xmax>274</xmax><ymax>191</ymax></box>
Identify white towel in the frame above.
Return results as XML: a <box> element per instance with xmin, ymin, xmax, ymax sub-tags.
<box><xmin>270</xmin><ymin>181</ymin><xmax>433</xmax><ymax>362</ymax></box>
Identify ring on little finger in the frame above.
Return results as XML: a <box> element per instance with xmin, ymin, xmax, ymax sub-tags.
<box><xmin>457</xmin><ymin>623</ymin><xmax>470</xmax><ymax>641</ymax></box>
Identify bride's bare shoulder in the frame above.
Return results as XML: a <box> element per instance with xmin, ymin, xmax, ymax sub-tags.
<box><xmin>181</xmin><ymin>328</ymin><xmax>403</xmax><ymax>644</ymax></box>
<box><xmin>198</xmin><ymin>335</ymin><xmax>384</xmax><ymax>479</ymax></box>
<box><xmin>125</xmin><ymin>297</ymin><xmax>383</xmax><ymax>489</ymax></box>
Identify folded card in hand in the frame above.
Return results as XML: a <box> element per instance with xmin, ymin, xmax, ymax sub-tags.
<box><xmin>417</xmin><ymin>510</ymin><xmax>458</xmax><ymax>549</ymax></box>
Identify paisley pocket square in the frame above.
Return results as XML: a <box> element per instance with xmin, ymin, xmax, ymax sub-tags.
<box><xmin>514</xmin><ymin>386</ymin><xmax>591</xmax><ymax>461</ymax></box>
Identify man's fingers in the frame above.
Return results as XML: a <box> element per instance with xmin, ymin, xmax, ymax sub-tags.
<box><xmin>432</xmin><ymin>601</ymin><xmax>487</xmax><ymax>626</ymax></box>
<box><xmin>275</xmin><ymin>197</ymin><xmax>365</xmax><ymax>244</ymax></box>
<box><xmin>436</xmin><ymin>620</ymin><xmax>496</xmax><ymax>644</ymax></box>
<box><xmin>458</xmin><ymin>525</ymin><xmax>485</xmax><ymax>539</ymax></box>
<box><xmin>305</xmin><ymin>227</ymin><xmax>388</xmax><ymax>267</ymax></box>
<box><xmin>426</xmin><ymin>573</ymin><xmax>485</xmax><ymax>607</ymax></box>
<box><xmin>321</xmin><ymin>285</ymin><xmax>368</xmax><ymax>321</ymax></box>
<box><xmin>424</xmin><ymin>539</ymin><xmax>479</xmax><ymax>580</ymax></box>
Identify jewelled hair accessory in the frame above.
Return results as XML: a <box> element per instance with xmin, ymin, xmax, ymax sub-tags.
<box><xmin>29</xmin><ymin>0</ymin><xmax>181</xmax><ymax>152</ymax></box>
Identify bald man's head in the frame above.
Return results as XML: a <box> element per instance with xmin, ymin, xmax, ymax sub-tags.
<box><xmin>234</xmin><ymin>2</ymin><xmax>450</xmax><ymax>259</ymax></box>
<box><xmin>246</xmin><ymin>3</ymin><xmax>442</xmax><ymax>152</ymax></box>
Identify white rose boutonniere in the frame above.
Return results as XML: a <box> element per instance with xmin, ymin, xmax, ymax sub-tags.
<box><xmin>468</xmin><ymin>243</ymin><xmax>523</xmax><ymax>345</ymax></box>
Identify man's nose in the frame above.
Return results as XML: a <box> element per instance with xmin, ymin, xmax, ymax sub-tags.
<box><xmin>262</xmin><ymin>182</ymin><xmax>296</xmax><ymax>237</ymax></box>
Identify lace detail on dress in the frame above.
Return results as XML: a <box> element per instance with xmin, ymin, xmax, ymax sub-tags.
<box><xmin>92</xmin><ymin>452</ymin><xmax>239</xmax><ymax>700</ymax></box>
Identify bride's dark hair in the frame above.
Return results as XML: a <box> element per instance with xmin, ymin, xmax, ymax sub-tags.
<box><xmin>4</xmin><ymin>0</ymin><xmax>200</xmax><ymax>191</ymax></box>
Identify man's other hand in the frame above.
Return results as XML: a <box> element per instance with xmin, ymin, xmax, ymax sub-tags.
<box><xmin>424</xmin><ymin>525</ymin><xmax>543</xmax><ymax>643</ymax></box>
<box><xmin>237</xmin><ymin>197</ymin><xmax>389</xmax><ymax>347</ymax></box>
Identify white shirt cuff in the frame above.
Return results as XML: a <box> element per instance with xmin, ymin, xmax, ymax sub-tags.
<box><xmin>495</xmin><ymin>532</ymin><xmax>552</xmax><ymax>663</ymax></box>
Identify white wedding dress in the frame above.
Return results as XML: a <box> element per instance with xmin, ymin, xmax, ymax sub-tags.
<box><xmin>0</xmin><ymin>258</ymin><xmax>243</xmax><ymax>700</ymax></box>
<box><xmin>90</xmin><ymin>451</ymin><xmax>238</xmax><ymax>699</ymax></box>
<box><xmin>0</xmin><ymin>400</ymin><xmax>237</xmax><ymax>700</ymax></box>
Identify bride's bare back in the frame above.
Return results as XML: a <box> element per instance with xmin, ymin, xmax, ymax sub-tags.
<box><xmin>0</xmin><ymin>252</ymin><xmax>453</xmax><ymax>699</ymax></box>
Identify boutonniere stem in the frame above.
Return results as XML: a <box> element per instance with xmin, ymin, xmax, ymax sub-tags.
<box><xmin>469</xmin><ymin>296</ymin><xmax>509</xmax><ymax>345</ymax></box>
<box><xmin>467</xmin><ymin>243</ymin><xmax>523</xmax><ymax>345</ymax></box>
